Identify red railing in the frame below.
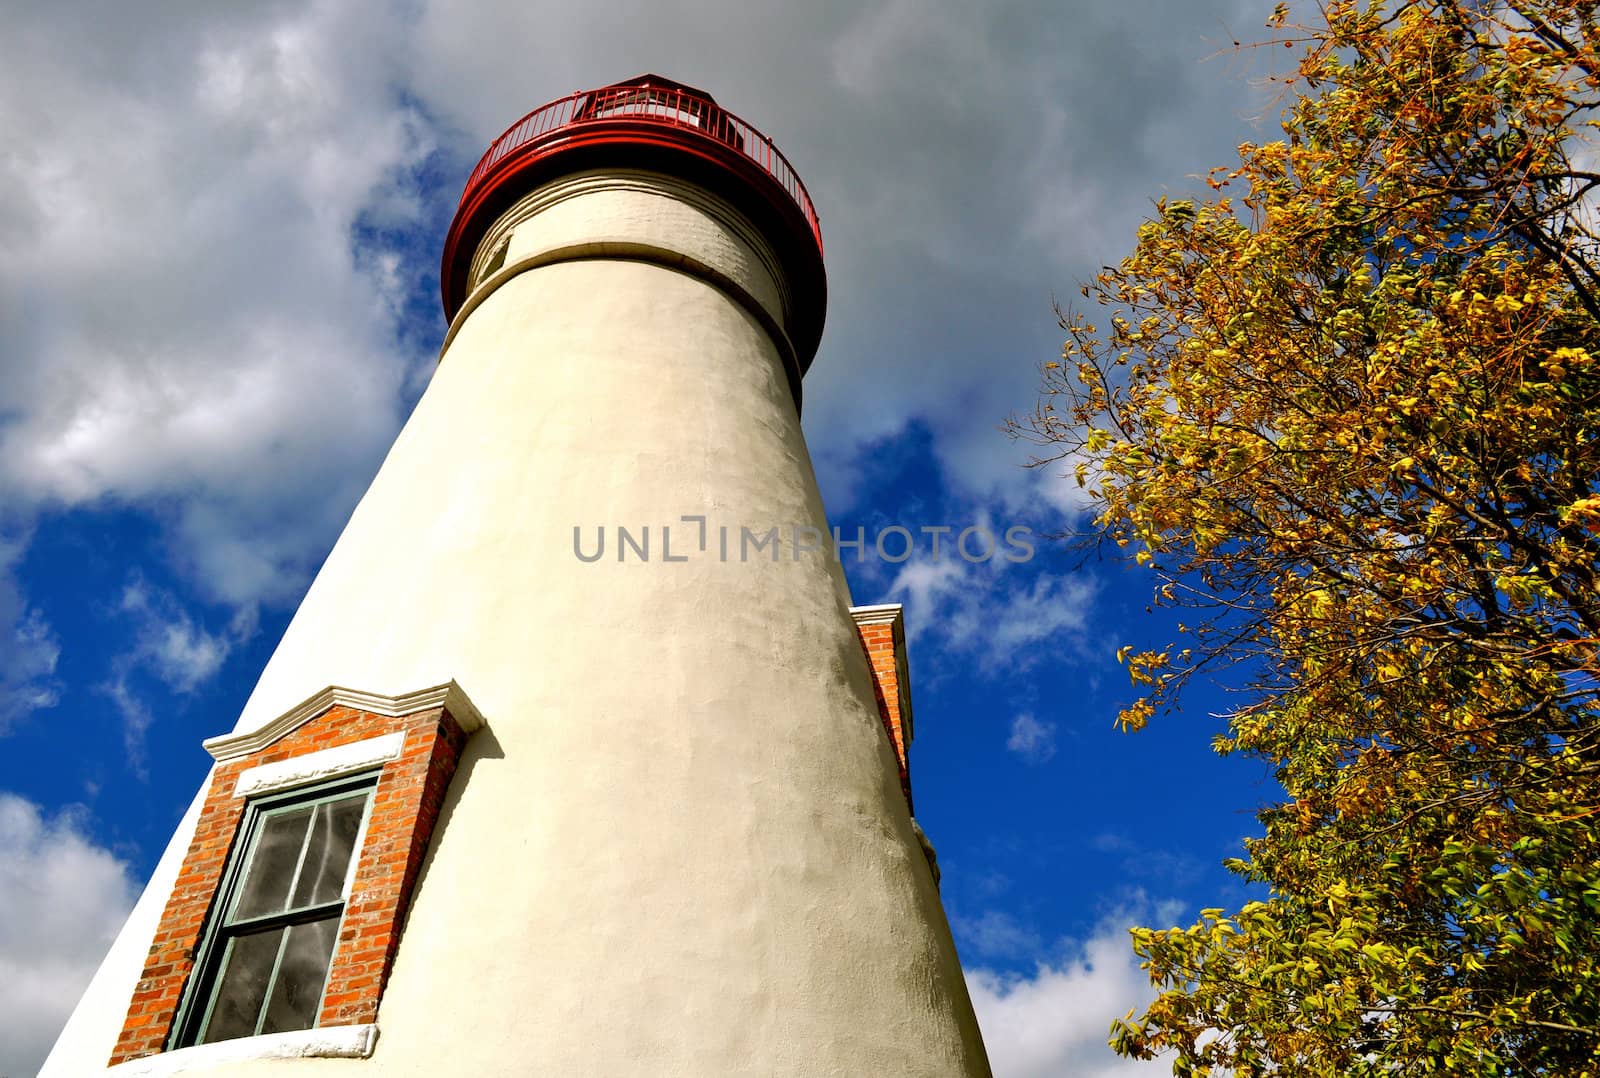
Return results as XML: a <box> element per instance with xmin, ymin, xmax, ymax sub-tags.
<box><xmin>459</xmin><ymin>82</ymin><xmax>822</xmax><ymax>256</ymax></box>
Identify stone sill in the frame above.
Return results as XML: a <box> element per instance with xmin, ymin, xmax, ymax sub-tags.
<box><xmin>105</xmin><ymin>1025</ymin><xmax>378</xmax><ymax>1075</ymax></box>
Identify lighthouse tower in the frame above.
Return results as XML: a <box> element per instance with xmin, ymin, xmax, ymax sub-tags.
<box><xmin>44</xmin><ymin>76</ymin><xmax>992</xmax><ymax>1076</ymax></box>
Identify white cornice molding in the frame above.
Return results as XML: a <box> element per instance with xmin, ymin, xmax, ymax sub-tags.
<box><xmin>849</xmin><ymin>602</ymin><xmax>903</xmax><ymax>627</ymax></box>
<box><xmin>849</xmin><ymin>604</ymin><xmax>915</xmax><ymax>745</ymax></box>
<box><xmin>105</xmin><ymin>1024</ymin><xmax>377</xmax><ymax>1075</ymax></box>
<box><xmin>204</xmin><ymin>681</ymin><xmax>485</xmax><ymax>762</ymax></box>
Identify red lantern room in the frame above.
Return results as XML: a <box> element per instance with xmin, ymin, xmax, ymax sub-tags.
<box><xmin>439</xmin><ymin>74</ymin><xmax>827</xmax><ymax>370</ymax></box>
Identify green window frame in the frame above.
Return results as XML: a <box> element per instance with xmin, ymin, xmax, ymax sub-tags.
<box><xmin>170</xmin><ymin>775</ymin><xmax>376</xmax><ymax>1048</ymax></box>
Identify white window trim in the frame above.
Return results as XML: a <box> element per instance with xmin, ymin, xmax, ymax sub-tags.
<box><xmin>105</xmin><ymin>1024</ymin><xmax>378</xmax><ymax>1076</ymax></box>
<box><xmin>232</xmin><ymin>732</ymin><xmax>406</xmax><ymax>798</ymax></box>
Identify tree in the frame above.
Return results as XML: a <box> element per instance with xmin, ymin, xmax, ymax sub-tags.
<box><xmin>1012</xmin><ymin>2</ymin><xmax>1600</xmax><ymax>1073</ymax></box>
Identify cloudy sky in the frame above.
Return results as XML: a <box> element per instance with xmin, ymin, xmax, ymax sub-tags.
<box><xmin>0</xmin><ymin>1</ymin><xmax>1296</xmax><ymax>1073</ymax></box>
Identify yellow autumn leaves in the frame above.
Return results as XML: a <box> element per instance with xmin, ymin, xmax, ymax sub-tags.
<box><xmin>1011</xmin><ymin>1</ymin><xmax>1600</xmax><ymax>1073</ymax></box>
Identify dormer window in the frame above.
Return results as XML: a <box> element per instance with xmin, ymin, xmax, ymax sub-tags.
<box><xmin>171</xmin><ymin>778</ymin><xmax>375</xmax><ymax>1047</ymax></box>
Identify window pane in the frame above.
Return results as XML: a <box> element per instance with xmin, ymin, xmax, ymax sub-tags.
<box><xmin>259</xmin><ymin>916</ymin><xmax>339</xmax><ymax>1034</ymax></box>
<box><xmin>199</xmin><ymin>928</ymin><xmax>284</xmax><ymax>1044</ymax></box>
<box><xmin>232</xmin><ymin>806</ymin><xmax>313</xmax><ymax>920</ymax></box>
<box><xmin>289</xmin><ymin>793</ymin><xmax>367</xmax><ymax>909</ymax></box>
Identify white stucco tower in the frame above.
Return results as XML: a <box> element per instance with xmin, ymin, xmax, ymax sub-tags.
<box><xmin>44</xmin><ymin>75</ymin><xmax>992</xmax><ymax>1076</ymax></box>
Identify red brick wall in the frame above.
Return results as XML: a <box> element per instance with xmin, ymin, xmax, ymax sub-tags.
<box><xmin>857</xmin><ymin>621</ymin><xmax>912</xmax><ymax>810</ymax></box>
<box><xmin>109</xmin><ymin>703</ymin><xmax>469</xmax><ymax>1065</ymax></box>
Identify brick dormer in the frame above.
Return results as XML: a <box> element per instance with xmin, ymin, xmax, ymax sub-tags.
<box><xmin>851</xmin><ymin>604</ymin><xmax>914</xmax><ymax>812</ymax></box>
<box><xmin>108</xmin><ymin>683</ymin><xmax>482</xmax><ymax>1070</ymax></box>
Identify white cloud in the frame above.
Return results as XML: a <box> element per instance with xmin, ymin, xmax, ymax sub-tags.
<box><xmin>1091</xmin><ymin>833</ymin><xmax>1207</xmax><ymax>891</ymax></box>
<box><xmin>987</xmin><ymin>572</ymin><xmax>1097</xmax><ymax>659</ymax></box>
<box><xmin>889</xmin><ymin>543</ymin><xmax>1097</xmax><ymax>675</ymax></box>
<box><xmin>0</xmin><ymin>532</ymin><xmax>61</xmax><ymax>734</ymax></box>
<box><xmin>0</xmin><ymin>794</ymin><xmax>138</xmax><ymax>1078</ymax></box>
<box><xmin>1007</xmin><ymin>712</ymin><xmax>1058</xmax><ymax>764</ymax></box>
<box><xmin>803</xmin><ymin>0</ymin><xmax>1285</xmax><ymax>517</ymax></box>
<box><xmin>967</xmin><ymin>903</ymin><xmax>1182</xmax><ymax>1078</ymax></box>
<box><xmin>100</xmin><ymin>575</ymin><xmax>254</xmax><ymax>757</ymax></box>
<box><xmin>1</xmin><ymin>605</ymin><xmax>60</xmax><ymax>730</ymax></box>
<box><xmin>0</xmin><ymin>0</ymin><xmax>435</xmax><ymax>610</ymax></box>
<box><xmin>953</xmin><ymin>909</ymin><xmax>1045</xmax><ymax>962</ymax></box>
<box><xmin>886</xmin><ymin>552</ymin><xmax>970</xmax><ymax>617</ymax></box>
<box><xmin>944</xmin><ymin>423</ymin><xmax>1101</xmax><ymax>527</ymax></box>
<box><xmin>115</xmin><ymin>577</ymin><xmax>245</xmax><ymax>694</ymax></box>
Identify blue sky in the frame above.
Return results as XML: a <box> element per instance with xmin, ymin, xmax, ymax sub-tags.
<box><xmin>0</xmin><ymin>2</ymin><xmax>1296</xmax><ymax>1073</ymax></box>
